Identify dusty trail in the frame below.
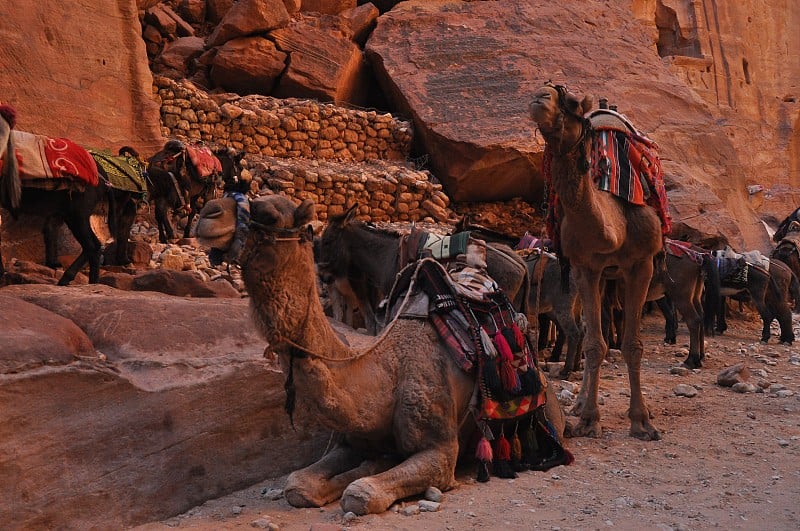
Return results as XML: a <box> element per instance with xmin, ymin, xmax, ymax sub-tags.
<box><xmin>135</xmin><ymin>310</ymin><xmax>800</xmax><ymax>531</ymax></box>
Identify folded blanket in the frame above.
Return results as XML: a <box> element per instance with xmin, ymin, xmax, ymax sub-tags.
<box><xmin>186</xmin><ymin>144</ymin><xmax>221</xmax><ymax>180</ymax></box>
<box><xmin>90</xmin><ymin>150</ymin><xmax>146</xmax><ymax>193</ymax></box>
<box><xmin>11</xmin><ymin>130</ymin><xmax>98</xmax><ymax>186</ymax></box>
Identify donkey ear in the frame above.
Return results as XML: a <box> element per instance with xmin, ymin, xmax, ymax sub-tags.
<box><xmin>580</xmin><ymin>95</ymin><xmax>594</xmax><ymax>115</ymax></box>
<box><xmin>294</xmin><ymin>198</ymin><xmax>316</xmax><ymax>227</ymax></box>
<box><xmin>344</xmin><ymin>203</ymin><xmax>358</xmax><ymax>223</ymax></box>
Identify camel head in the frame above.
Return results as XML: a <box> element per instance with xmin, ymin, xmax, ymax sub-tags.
<box><xmin>195</xmin><ymin>196</ymin><xmax>237</xmax><ymax>251</ymax></box>
<box><xmin>529</xmin><ymin>84</ymin><xmax>593</xmax><ymax>145</ymax></box>
<box><xmin>239</xmin><ymin>195</ymin><xmax>316</xmax><ymax>274</ymax></box>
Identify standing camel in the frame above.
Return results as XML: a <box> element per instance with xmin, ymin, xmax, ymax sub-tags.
<box><xmin>529</xmin><ymin>83</ymin><xmax>668</xmax><ymax>440</ymax></box>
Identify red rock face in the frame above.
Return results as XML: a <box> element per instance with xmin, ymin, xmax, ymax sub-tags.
<box><xmin>0</xmin><ymin>0</ymin><xmax>163</xmax><ymax>155</ymax></box>
<box><xmin>366</xmin><ymin>0</ymin><xmax>797</xmax><ymax>249</ymax></box>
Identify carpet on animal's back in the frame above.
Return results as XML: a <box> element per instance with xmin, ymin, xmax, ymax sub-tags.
<box><xmin>186</xmin><ymin>144</ymin><xmax>221</xmax><ymax>179</ymax></box>
<box><xmin>90</xmin><ymin>150</ymin><xmax>146</xmax><ymax>193</ymax></box>
<box><xmin>11</xmin><ymin>130</ymin><xmax>98</xmax><ymax>186</ymax></box>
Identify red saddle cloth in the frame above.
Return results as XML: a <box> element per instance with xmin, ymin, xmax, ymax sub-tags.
<box><xmin>10</xmin><ymin>130</ymin><xmax>98</xmax><ymax>186</ymax></box>
<box><xmin>185</xmin><ymin>144</ymin><xmax>221</xmax><ymax>179</ymax></box>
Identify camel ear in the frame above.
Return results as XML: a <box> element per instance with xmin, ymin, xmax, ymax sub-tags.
<box><xmin>294</xmin><ymin>198</ymin><xmax>316</xmax><ymax>227</ymax></box>
<box><xmin>580</xmin><ymin>95</ymin><xmax>594</xmax><ymax>114</ymax></box>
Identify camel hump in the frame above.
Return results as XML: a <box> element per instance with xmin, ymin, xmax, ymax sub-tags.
<box><xmin>588</xmin><ymin>109</ymin><xmax>639</xmax><ymax>135</ymax></box>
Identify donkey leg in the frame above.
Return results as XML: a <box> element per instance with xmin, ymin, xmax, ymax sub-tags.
<box><xmin>42</xmin><ymin>216</ymin><xmax>63</xmax><ymax>269</ymax></box>
<box><xmin>674</xmin><ymin>297</ymin><xmax>704</xmax><ymax>369</ymax></box>
<box><xmin>154</xmin><ymin>199</ymin><xmax>175</xmax><ymax>243</ymax></box>
<box><xmin>59</xmin><ymin>215</ymin><xmax>101</xmax><ymax>285</ymax></box>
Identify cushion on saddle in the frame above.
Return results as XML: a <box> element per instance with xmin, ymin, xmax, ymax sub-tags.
<box><xmin>419</xmin><ymin>231</ymin><xmax>470</xmax><ymax>260</ymax></box>
<box><xmin>90</xmin><ymin>150</ymin><xmax>147</xmax><ymax>194</ymax></box>
<box><xmin>665</xmin><ymin>239</ymin><xmax>705</xmax><ymax>265</ymax></box>
<box><xmin>185</xmin><ymin>144</ymin><xmax>222</xmax><ymax>180</ymax></box>
<box><xmin>714</xmin><ymin>247</ymin><xmax>769</xmax><ymax>271</ymax></box>
<box><xmin>10</xmin><ymin>130</ymin><xmax>98</xmax><ymax>186</ymax></box>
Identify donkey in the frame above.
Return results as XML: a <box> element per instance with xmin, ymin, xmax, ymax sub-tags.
<box><xmin>0</xmin><ymin>105</ymin><xmax>112</xmax><ymax>285</ymax></box>
<box><xmin>773</xmin><ymin>207</ymin><xmax>800</xmax><ymax>243</ymax></box>
<box><xmin>146</xmin><ymin>140</ymin><xmax>224</xmax><ymax>243</ymax></box>
<box><xmin>316</xmin><ymin>204</ymin><xmax>529</xmax><ymax>335</ymax></box>
<box><xmin>771</xmin><ymin>221</ymin><xmax>800</xmax><ymax>288</ymax></box>
<box><xmin>713</xmin><ymin>253</ymin><xmax>799</xmax><ymax>344</ymax></box>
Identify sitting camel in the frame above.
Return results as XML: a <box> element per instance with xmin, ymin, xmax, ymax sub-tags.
<box><xmin>210</xmin><ymin>195</ymin><xmax>565</xmax><ymax>514</ymax></box>
<box><xmin>529</xmin><ymin>83</ymin><xmax>667</xmax><ymax>440</ymax></box>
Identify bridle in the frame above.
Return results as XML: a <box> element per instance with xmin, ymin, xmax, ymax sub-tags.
<box><xmin>542</xmin><ymin>81</ymin><xmax>592</xmax><ymax>166</ymax></box>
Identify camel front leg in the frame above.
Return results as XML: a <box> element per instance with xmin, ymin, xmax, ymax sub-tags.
<box><xmin>570</xmin><ymin>268</ymin><xmax>605</xmax><ymax>437</ymax></box>
<box><xmin>621</xmin><ymin>261</ymin><xmax>661</xmax><ymax>441</ymax></box>
<box><xmin>284</xmin><ymin>444</ymin><xmax>395</xmax><ymax>508</ymax></box>
<box><xmin>340</xmin><ymin>443</ymin><xmax>459</xmax><ymax>515</ymax></box>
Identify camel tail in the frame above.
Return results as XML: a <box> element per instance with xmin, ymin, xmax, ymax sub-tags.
<box><xmin>701</xmin><ymin>255</ymin><xmax>721</xmax><ymax>335</ymax></box>
<box><xmin>0</xmin><ymin>118</ymin><xmax>21</xmax><ymax>213</ymax></box>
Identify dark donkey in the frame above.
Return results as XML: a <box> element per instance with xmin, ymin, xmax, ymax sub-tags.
<box><xmin>0</xmin><ymin>105</ymin><xmax>113</xmax><ymax>285</ymax></box>
<box><xmin>713</xmin><ymin>249</ymin><xmax>799</xmax><ymax>344</ymax></box>
<box><xmin>316</xmin><ymin>204</ymin><xmax>530</xmax><ymax>335</ymax></box>
<box><xmin>771</xmin><ymin>221</ymin><xmax>800</xmax><ymax>289</ymax></box>
<box><xmin>146</xmin><ymin>139</ymin><xmax>224</xmax><ymax>243</ymax></box>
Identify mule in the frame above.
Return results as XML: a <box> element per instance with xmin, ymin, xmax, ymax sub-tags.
<box><xmin>316</xmin><ymin>204</ymin><xmax>529</xmax><ymax>335</ymax></box>
<box><xmin>771</xmin><ymin>223</ymin><xmax>800</xmax><ymax>290</ymax></box>
<box><xmin>713</xmin><ymin>254</ymin><xmax>799</xmax><ymax>344</ymax></box>
<box><xmin>0</xmin><ymin>106</ymin><xmax>110</xmax><ymax>285</ymax></box>
<box><xmin>146</xmin><ymin>140</ymin><xmax>224</xmax><ymax>243</ymax></box>
<box><xmin>773</xmin><ymin>207</ymin><xmax>800</xmax><ymax>243</ymax></box>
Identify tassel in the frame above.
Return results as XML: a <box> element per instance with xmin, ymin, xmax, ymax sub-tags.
<box><xmin>511</xmin><ymin>430</ymin><xmax>525</xmax><ymax>472</ymax></box>
<box><xmin>480</xmin><ymin>327</ymin><xmax>498</xmax><ymax>358</ymax></box>
<box><xmin>494</xmin><ymin>331</ymin><xmax>515</xmax><ymax>362</ymax></box>
<box><xmin>511</xmin><ymin>322</ymin><xmax>526</xmax><ymax>352</ymax></box>
<box><xmin>519</xmin><ymin>367</ymin><xmax>542</xmax><ymax>395</ymax></box>
<box><xmin>500</xmin><ymin>359</ymin><xmax>521</xmax><ymax>393</ymax></box>
<box><xmin>502</xmin><ymin>326</ymin><xmax>522</xmax><ymax>353</ymax></box>
<box><xmin>521</xmin><ymin>420</ymin><xmax>539</xmax><ymax>469</ymax></box>
<box><xmin>482</xmin><ymin>356</ymin><xmax>504</xmax><ymax>397</ymax></box>
<box><xmin>476</xmin><ymin>436</ymin><xmax>493</xmax><ymax>483</ymax></box>
<box><xmin>493</xmin><ymin>429</ymin><xmax>518</xmax><ymax>479</ymax></box>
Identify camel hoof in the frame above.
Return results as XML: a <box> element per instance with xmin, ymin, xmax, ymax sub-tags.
<box><xmin>341</xmin><ymin>478</ymin><xmax>390</xmax><ymax>515</ymax></box>
<box><xmin>570</xmin><ymin>419</ymin><xmax>602</xmax><ymax>438</ymax></box>
<box><xmin>630</xmin><ymin>426</ymin><xmax>661</xmax><ymax>441</ymax></box>
<box><xmin>284</xmin><ymin>486</ymin><xmax>323</xmax><ymax>508</ymax></box>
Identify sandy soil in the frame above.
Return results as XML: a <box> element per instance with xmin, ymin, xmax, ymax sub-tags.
<box><xmin>135</xmin><ymin>308</ymin><xmax>800</xmax><ymax>531</ymax></box>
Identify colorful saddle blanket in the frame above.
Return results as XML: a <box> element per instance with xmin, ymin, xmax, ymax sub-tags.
<box><xmin>90</xmin><ymin>150</ymin><xmax>147</xmax><ymax>194</ymax></box>
<box><xmin>186</xmin><ymin>144</ymin><xmax>222</xmax><ymax>180</ymax></box>
<box><xmin>543</xmin><ymin>120</ymin><xmax>671</xmax><ymax>254</ymax></box>
<box><xmin>665</xmin><ymin>239</ymin><xmax>706</xmax><ymax>265</ymax></box>
<box><xmin>10</xmin><ymin>130</ymin><xmax>98</xmax><ymax>187</ymax></box>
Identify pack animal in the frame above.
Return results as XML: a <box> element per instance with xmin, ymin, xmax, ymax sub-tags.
<box><xmin>223</xmin><ymin>195</ymin><xmax>566</xmax><ymax>515</ymax></box>
<box><xmin>0</xmin><ymin>105</ymin><xmax>114</xmax><ymax>284</ymax></box>
<box><xmin>529</xmin><ymin>83</ymin><xmax>670</xmax><ymax>440</ymax></box>
<box><xmin>146</xmin><ymin>140</ymin><xmax>224</xmax><ymax>243</ymax></box>
<box><xmin>315</xmin><ymin>204</ymin><xmax>530</xmax><ymax>335</ymax></box>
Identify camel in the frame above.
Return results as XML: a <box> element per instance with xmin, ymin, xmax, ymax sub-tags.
<box><xmin>222</xmin><ymin>194</ymin><xmax>565</xmax><ymax>514</ymax></box>
<box><xmin>529</xmin><ymin>83</ymin><xmax>665</xmax><ymax>440</ymax></box>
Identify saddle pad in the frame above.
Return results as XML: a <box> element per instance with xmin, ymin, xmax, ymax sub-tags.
<box><xmin>11</xmin><ymin>130</ymin><xmax>98</xmax><ymax>186</ymax></box>
<box><xmin>419</xmin><ymin>231</ymin><xmax>470</xmax><ymax>261</ymax></box>
<box><xmin>665</xmin><ymin>239</ymin><xmax>705</xmax><ymax>265</ymax></box>
<box><xmin>90</xmin><ymin>150</ymin><xmax>146</xmax><ymax>193</ymax></box>
<box><xmin>185</xmin><ymin>144</ymin><xmax>222</xmax><ymax>179</ymax></box>
<box><xmin>780</xmin><ymin>230</ymin><xmax>800</xmax><ymax>249</ymax></box>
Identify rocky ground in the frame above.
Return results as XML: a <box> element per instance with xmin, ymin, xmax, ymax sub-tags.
<box><xmin>134</xmin><ymin>307</ymin><xmax>800</xmax><ymax>531</ymax></box>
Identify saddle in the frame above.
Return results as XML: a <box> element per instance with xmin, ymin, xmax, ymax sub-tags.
<box><xmin>185</xmin><ymin>144</ymin><xmax>222</xmax><ymax>182</ymax></box>
<box><xmin>385</xmin><ymin>258</ymin><xmax>572</xmax><ymax>481</ymax></box>
<box><xmin>90</xmin><ymin>150</ymin><xmax>147</xmax><ymax>194</ymax></box>
<box><xmin>665</xmin><ymin>239</ymin><xmax>705</xmax><ymax>265</ymax></box>
<box><xmin>9</xmin><ymin>130</ymin><xmax>98</xmax><ymax>189</ymax></box>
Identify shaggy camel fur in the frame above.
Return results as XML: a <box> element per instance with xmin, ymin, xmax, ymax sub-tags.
<box><xmin>229</xmin><ymin>195</ymin><xmax>564</xmax><ymax>514</ymax></box>
<box><xmin>529</xmin><ymin>84</ymin><xmax>664</xmax><ymax>440</ymax></box>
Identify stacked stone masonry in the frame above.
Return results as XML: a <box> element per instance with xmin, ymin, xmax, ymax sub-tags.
<box><xmin>154</xmin><ymin>76</ymin><xmax>451</xmax><ymax>223</ymax></box>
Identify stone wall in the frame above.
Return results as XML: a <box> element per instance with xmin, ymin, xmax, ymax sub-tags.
<box><xmin>154</xmin><ymin>76</ymin><xmax>452</xmax><ymax>223</ymax></box>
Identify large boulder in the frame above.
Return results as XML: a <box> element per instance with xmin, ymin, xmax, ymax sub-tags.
<box><xmin>206</xmin><ymin>0</ymin><xmax>291</xmax><ymax>48</ymax></box>
<box><xmin>0</xmin><ymin>0</ymin><xmax>163</xmax><ymax>153</ymax></box>
<box><xmin>365</xmin><ymin>0</ymin><xmax>778</xmax><ymax>249</ymax></box>
<box><xmin>210</xmin><ymin>37</ymin><xmax>288</xmax><ymax>95</ymax></box>
<box><xmin>271</xmin><ymin>15</ymin><xmax>371</xmax><ymax>104</ymax></box>
<box><xmin>0</xmin><ymin>284</ymin><xmax>328</xmax><ymax>528</ymax></box>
